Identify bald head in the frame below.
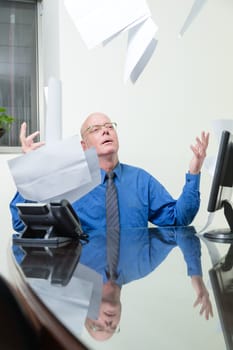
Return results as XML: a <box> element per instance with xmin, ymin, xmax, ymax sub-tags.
<box><xmin>80</xmin><ymin>112</ymin><xmax>119</xmax><ymax>171</ymax></box>
<box><xmin>80</xmin><ymin>112</ymin><xmax>111</xmax><ymax>139</ymax></box>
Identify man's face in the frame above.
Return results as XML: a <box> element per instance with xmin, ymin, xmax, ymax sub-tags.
<box><xmin>81</xmin><ymin>114</ymin><xmax>119</xmax><ymax>157</ymax></box>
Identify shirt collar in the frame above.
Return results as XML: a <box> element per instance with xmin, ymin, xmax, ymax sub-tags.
<box><xmin>100</xmin><ymin>162</ymin><xmax>122</xmax><ymax>183</ymax></box>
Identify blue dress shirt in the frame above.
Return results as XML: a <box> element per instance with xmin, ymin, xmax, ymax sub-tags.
<box><xmin>10</xmin><ymin>162</ymin><xmax>201</xmax><ymax>233</ymax></box>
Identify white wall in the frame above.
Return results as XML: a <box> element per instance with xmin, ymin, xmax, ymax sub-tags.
<box><xmin>0</xmin><ymin>0</ymin><xmax>232</xmax><ymax>349</ymax></box>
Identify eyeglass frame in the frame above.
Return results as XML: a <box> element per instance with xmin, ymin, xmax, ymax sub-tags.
<box><xmin>88</xmin><ymin>322</ymin><xmax>120</xmax><ymax>334</ymax></box>
<box><xmin>82</xmin><ymin>122</ymin><xmax>117</xmax><ymax>137</ymax></box>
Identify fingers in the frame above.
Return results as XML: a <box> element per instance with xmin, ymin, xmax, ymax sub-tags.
<box><xmin>197</xmin><ymin>131</ymin><xmax>209</xmax><ymax>152</ymax></box>
<box><xmin>20</xmin><ymin>121</ymin><xmax>45</xmax><ymax>153</ymax></box>
<box><xmin>201</xmin><ymin>130</ymin><xmax>210</xmax><ymax>145</ymax></box>
<box><xmin>19</xmin><ymin>122</ymin><xmax>27</xmax><ymax>143</ymax></box>
<box><xmin>29</xmin><ymin>141</ymin><xmax>45</xmax><ymax>151</ymax></box>
<box><xmin>193</xmin><ymin>295</ymin><xmax>213</xmax><ymax>320</ymax></box>
<box><xmin>25</xmin><ymin>130</ymin><xmax>40</xmax><ymax>143</ymax></box>
<box><xmin>191</xmin><ymin>131</ymin><xmax>209</xmax><ymax>157</ymax></box>
<box><xmin>193</xmin><ymin>296</ymin><xmax>201</xmax><ymax>308</ymax></box>
<box><xmin>189</xmin><ymin>131</ymin><xmax>210</xmax><ymax>174</ymax></box>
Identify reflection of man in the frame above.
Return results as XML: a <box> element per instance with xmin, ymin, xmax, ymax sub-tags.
<box><xmin>85</xmin><ymin>281</ymin><xmax>121</xmax><ymax>341</ymax></box>
<box><xmin>80</xmin><ymin>226</ymin><xmax>213</xmax><ymax>341</ymax></box>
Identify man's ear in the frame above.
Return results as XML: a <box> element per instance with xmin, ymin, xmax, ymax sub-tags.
<box><xmin>81</xmin><ymin>140</ymin><xmax>87</xmax><ymax>151</ymax></box>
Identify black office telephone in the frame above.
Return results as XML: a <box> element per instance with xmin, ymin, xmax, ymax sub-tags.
<box><xmin>13</xmin><ymin>199</ymin><xmax>89</xmax><ymax>247</ymax></box>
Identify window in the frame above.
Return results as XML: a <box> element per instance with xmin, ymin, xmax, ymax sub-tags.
<box><xmin>0</xmin><ymin>0</ymin><xmax>41</xmax><ymax>152</ymax></box>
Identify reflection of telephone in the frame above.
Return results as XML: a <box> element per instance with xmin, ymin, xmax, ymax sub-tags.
<box><xmin>13</xmin><ymin>199</ymin><xmax>89</xmax><ymax>247</ymax></box>
<box><xmin>19</xmin><ymin>241</ymin><xmax>82</xmax><ymax>286</ymax></box>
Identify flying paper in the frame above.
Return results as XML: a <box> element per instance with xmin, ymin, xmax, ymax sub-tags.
<box><xmin>64</xmin><ymin>0</ymin><xmax>158</xmax><ymax>83</ymax></box>
<box><xmin>45</xmin><ymin>77</ymin><xmax>62</xmax><ymax>143</ymax></box>
<box><xmin>179</xmin><ymin>0</ymin><xmax>208</xmax><ymax>37</ymax></box>
<box><xmin>8</xmin><ymin>137</ymin><xmax>100</xmax><ymax>203</ymax></box>
<box><xmin>8</xmin><ymin>76</ymin><xmax>101</xmax><ymax>203</ymax></box>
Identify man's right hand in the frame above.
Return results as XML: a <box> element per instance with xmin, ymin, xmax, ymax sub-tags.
<box><xmin>20</xmin><ymin>122</ymin><xmax>45</xmax><ymax>153</ymax></box>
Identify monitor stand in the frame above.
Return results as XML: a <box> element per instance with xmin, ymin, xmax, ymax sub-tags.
<box><xmin>204</xmin><ymin>201</ymin><xmax>233</xmax><ymax>243</ymax></box>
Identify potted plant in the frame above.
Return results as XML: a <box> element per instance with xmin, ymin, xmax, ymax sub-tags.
<box><xmin>0</xmin><ymin>107</ymin><xmax>15</xmax><ymax>137</ymax></box>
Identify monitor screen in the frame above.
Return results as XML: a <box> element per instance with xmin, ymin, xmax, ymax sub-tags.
<box><xmin>13</xmin><ymin>199</ymin><xmax>88</xmax><ymax>247</ymax></box>
<box><xmin>207</xmin><ymin>130</ymin><xmax>233</xmax><ymax>212</ymax></box>
<box><xmin>204</xmin><ymin>130</ymin><xmax>233</xmax><ymax>243</ymax></box>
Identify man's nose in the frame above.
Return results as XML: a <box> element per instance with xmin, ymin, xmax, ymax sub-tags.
<box><xmin>102</xmin><ymin>126</ymin><xmax>110</xmax><ymax>134</ymax></box>
<box><xmin>105</xmin><ymin>320</ymin><xmax>113</xmax><ymax>327</ymax></box>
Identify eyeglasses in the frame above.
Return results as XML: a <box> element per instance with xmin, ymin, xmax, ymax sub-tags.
<box><xmin>89</xmin><ymin>323</ymin><xmax>120</xmax><ymax>334</ymax></box>
<box><xmin>82</xmin><ymin>122</ymin><xmax>117</xmax><ymax>137</ymax></box>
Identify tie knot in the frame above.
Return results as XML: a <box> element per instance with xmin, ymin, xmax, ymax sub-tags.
<box><xmin>106</xmin><ymin>171</ymin><xmax>115</xmax><ymax>180</ymax></box>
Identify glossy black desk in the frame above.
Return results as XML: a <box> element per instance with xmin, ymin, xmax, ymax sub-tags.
<box><xmin>8</xmin><ymin>226</ymin><xmax>230</xmax><ymax>350</ymax></box>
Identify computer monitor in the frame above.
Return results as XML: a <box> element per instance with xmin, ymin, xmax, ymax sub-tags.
<box><xmin>204</xmin><ymin>130</ymin><xmax>233</xmax><ymax>243</ymax></box>
<box><xmin>13</xmin><ymin>199</ymin><xmax>88</xmax><ymax>247</ymax></box>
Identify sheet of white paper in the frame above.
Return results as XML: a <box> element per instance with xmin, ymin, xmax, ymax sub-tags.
<box><xmin>124</xmin><ymin>17</ymin><xmax>158</xmax><ymax>83</ymax></box>
<box><xmin>44</xmin><ymin>86</ymin><xmax>48</xmax><ymax>103</ymax></box>
<box><xmin>64</xmin><ymin>0</ymin><xmax>157</xmax><ymax>83</ymax></box>
<box><xmin>49</xmin><ymin>147</ymin><xmax>101</xmax><ymax>203</ymax></box>
<box><xmin>8</xmin><ymin>136</ymin><xmax>100</xmax><ymax>202</ymax></box>
<box><xmin>45</xmin><ymin>77</ymin><xmax>62</xmax><ymax>143</ymax></box>
<box><xmin>131</xmin><ymin>38</ymin><xmax>158</xmax><ymax>83</ymax></box>
<box><xmin>204</xmin><ymin>155</ymin><xmax>217</xmax><ymax>177</ymax></box>
<box><xmin>179</xmin><ymin>0</ymin><xmax>208</xmax><ymax>37</ymax></box>
<box><xmin>64</xmin><ymin>0</ymin><xmax>151</xmax><ymax>49</ymax></box>
<box><xmin>102</xmin><ymin>14</ymin><xmax>149</xmax><ymax>46</ymax></box>
<box><xmin>197</xmin><ymin>212</ymin><xmax>215</xmax><ymax>234</ymax></box>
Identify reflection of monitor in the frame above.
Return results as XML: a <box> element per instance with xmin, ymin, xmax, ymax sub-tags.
<box><xmin>204</xmin><ymin>130</ymin><xmax>233</xmax><ymax>243</ymax></box>
<box><xmin>209</xmin><ymin>252</ymin><xmax>233</xmax><ymax>350</ymax></box>
<box><xmin>13</xmin><ymin>199</ymin><xmax>88</xmax><ymax>247</ymax></box>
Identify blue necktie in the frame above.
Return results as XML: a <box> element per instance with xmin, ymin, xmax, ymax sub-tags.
<box><xmin>106</xmin><ymin>171</ymin><xmax>120</xmax><ymax>280</ymax></box>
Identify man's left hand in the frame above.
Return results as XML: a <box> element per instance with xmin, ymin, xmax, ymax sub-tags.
<box><xmin>189</xmin><ymin>131</ymin><xmax>209</xmax><ymax>174</ymax></box>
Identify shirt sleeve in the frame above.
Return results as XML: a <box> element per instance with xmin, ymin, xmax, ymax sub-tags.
<box><xmin>9</xmin><ymin>192</ymin><xmax>27</xmax><ymax>232</ymax></box>
<box><xmin>175</xmin><ymin>173</ymin><xmax>201</xmax><ymax>225</ymax></box>
<box><xmin>177</xmin><ymin>229</ymin><xmax>203</xmax><ymax>276</ymax></box>
<box><xmin>149</xmin><ymin>173</ymin><xmax>201</xmax><ymax>226</ymax></box>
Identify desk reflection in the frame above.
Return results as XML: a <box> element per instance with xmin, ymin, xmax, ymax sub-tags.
<box><xmin>13</xmin><ymin>242</ymin><xmax>82</xmax><ymax>286</ymax></box>
<box><xmin>208</xmin><ymin>243</ymin><xmax>233</xmax><ymax>350</ymax></box>
<box><xmin>81</xmin><ymin>226</ymin><xmax>212</xmax><ymax>341</ymax></box>
<box><xmin>12</xmin><ymin>226</ymin><xmax>212</xmax><ymax>344</ymax></box>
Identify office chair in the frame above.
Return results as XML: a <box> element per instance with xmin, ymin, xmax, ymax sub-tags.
<box><xmin>0</xmin><ymin>275</ymin><xmax>40</xmax><ymax>350</ymax></box>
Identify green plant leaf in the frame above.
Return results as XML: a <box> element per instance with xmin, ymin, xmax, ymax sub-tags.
<box><xmin>0</xmin><ymin>106</ymin><xmax>15</xmax><ymax>131</ymax></box>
